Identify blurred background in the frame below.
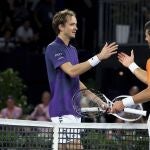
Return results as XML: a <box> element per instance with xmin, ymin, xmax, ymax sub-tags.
<box><xmin>0</xmin><ymin>0</ymin><xmax>150</xmax><ymax>116</ymax></box>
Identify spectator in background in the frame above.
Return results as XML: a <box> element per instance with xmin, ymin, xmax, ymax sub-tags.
<box><xmin>25</xmin><ymin>0</ymin><xmax>41</xmax><ymax>11</ymax></box>
<box><xmin>6</xmin><ymin>0</ymin><xmax>15</xmax><ymax>12</ymax></box>
<box><xmin>16</xmin><ymin>19</ymin><xmax>34</xmax><ymax>44</ymax></box>
<box><xmin>142</xmin><ymin>2</ymin><xmax>150</xmax><ymax>21</ymax></box>
<box><xmin>0</xmin><ymin>16</ymin><xmax>14</xmax><ymax>35</ymax></box>
<box><xmin>0</xmin><ymin>29</ymin><xmax>15</xmax><ymax>53</ymax></box>
<box><xmin>15</xmin><ymin>19</ymin><xmax>37</xmax><ymax>53</ymax></box>
<box><xmin>27</xmin><ymin>91</ymin><xmax>51</xmax><ymax>121</ymax></box>
<box><xmin>12</xmin><ymin>0</ymin><xmax>30</xmax><ymax>28</ymax></box>
<box><xmin>0</xmin><ymin>96</ymin><xmax>22</xmax><ymax>119</ymax></box>
<box><xmin>129</xmin><ymin>85</ymin><xmax>140</xmax><ymax>96</ymax></box>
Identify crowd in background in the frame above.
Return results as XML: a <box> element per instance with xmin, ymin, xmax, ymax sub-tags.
<box><xmin>0</xmin><ymin>0</ymin><xmax>56</xmax><ymax>54</ymax></box>
<box><xmin>0</xmin><ymin>90</ymin><xmax>51</xmax><ymax>121</ymax></box>
<box><xmin>0</xmin><ymin>0</ymin><xmax>97</xmax><ymax>54</ymax></box>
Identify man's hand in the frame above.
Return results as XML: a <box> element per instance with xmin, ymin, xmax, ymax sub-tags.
<box><xmin>111</xmin><ymin>101</ymin><xmax>125</xmax><ymax>113</ymax></box>
<box><xmin>97</xmin><ymin>42</ymin><xmax>118</xmax><ymax>60</ymax></box>
<box><xmin>118</xmin><ymin>50</ymin><xmax>135</xmax><ymax>67</ymax></box>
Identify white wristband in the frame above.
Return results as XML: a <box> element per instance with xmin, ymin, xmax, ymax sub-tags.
<box><xmin>122</xmin><ymin>96</ymin><xmax>135</xmax><ymax>107</ymax></box>
<box><xmin>128</xmin><ymin>62</ymin><xmax>139</xmax><ymax>73</ymax></box>
<box><xmin>88</xmin><ymin>55</ymin><xmax>100</xmax><ymax>67</ymax></box>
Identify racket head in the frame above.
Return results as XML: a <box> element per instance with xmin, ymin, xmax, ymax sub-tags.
<box><xmin>112</xmin><ymin>95</ymin><xmax>143</xmax><ymax>122</ymax></box>
<box><xmin>72</xmin><ymin>88</ymin><xmax>107</xmax><ymax>118</ymax></box>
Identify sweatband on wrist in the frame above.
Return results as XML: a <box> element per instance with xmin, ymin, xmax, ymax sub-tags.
<box><xmin>122</xmin><ymin>96</ymin><xmax>135</xmax><ymax>107</ymax></box>
<box><xmin>128</xmin><ymin>62</ymin><xmax>139</xmax><ymax>73</ymax></box>
<box><xmin>88</xmin><ymin>55</ymin><xmax>100</xmax><ymax>67</ymax></box>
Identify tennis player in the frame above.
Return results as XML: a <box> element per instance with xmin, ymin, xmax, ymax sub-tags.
<box><xmin>45</xmin><ymin>9</ymin><xmax>118</xmax><ymax>149</ymax></box>
<box><xmin>111</xmin><ymin>21</ymin><xmax>150</xmax><ymax>113</ymax></box>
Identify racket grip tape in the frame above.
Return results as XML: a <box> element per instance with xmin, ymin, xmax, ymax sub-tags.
<box><xmin>124</xmin><ymin>108</ymin><xmax>147</xmax><ymax>116</ymax></box>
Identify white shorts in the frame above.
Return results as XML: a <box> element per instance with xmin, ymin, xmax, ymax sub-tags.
<box><xmin>51</xmin><ymin>115</ymin><xmax>81</xmax><ymax>143</ymax></box>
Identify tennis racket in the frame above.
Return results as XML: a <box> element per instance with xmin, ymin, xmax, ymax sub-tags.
<box><xmin>72</xmin><ymin>88</ymin><xmax>147</xmax><ymax>122</ymax></box>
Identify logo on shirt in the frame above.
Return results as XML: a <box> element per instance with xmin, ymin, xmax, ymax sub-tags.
<box><xmin>55</xmin><ymin>52</ymin><xmax>64</xmax><ymax>60</ymax></box>
<box><xmin>55</xmin><ymin>53</ymin><xmax>63</xmax><ymax>57</ymax></box>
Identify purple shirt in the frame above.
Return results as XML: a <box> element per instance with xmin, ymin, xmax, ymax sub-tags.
<box><xmin>45</xmin><ymin>37</ymin><xmax>79</xmax><ymax>117</ymax></box>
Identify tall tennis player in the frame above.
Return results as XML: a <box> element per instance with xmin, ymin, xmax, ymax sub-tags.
<box><xmin>45</xmin><ymin>9</ymin><xmax>118</xmax><ymax>150</ymax></box>
<box><xmin>111</xmin><ymin>21</ymin><xmax>150</xmax><ymax>114</ymax></box>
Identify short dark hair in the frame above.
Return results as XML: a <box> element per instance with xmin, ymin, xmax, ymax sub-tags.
<box><xmin>52</xmin><ymin>9</ymin><xmax>76</xmax><ymax>35</ymax></box>
<box><xmin>7</xmin><ymin>95</ymin><xmax>14</xmax><ymax>100</ymax></box>
<box><xmin>144</xmin><ymin>21</ymin><xmax>150</xmax><ymax>35</ymax></box>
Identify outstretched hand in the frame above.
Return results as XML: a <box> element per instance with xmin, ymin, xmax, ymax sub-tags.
<box><xmin>97</xmin><ymin>42</ymin><xmax>118</xmax><ymax>60</ymax></box>
<box><xmin>118</xmin><ymin>50</ymin><xmax>135</xmax><ymax>67</ymax></box>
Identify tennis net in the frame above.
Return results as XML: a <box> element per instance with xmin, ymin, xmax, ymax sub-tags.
<box><xmin>0</xmin><ymin>119</ymin><xmax>149</xmax><ymax>150</ymax></box>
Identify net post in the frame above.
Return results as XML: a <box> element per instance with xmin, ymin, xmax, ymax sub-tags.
<box><xmin>52</xmin><ymin>124</ymin><xmax>59</xmax><ymax>150</ymax></box>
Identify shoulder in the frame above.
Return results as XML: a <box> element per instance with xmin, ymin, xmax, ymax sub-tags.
<box><xmin>46</xmin><ymin>41</ymin><xmax>58</xmax><ymax>50</ymax></box>
<box><xmin>15</xmin><ymin>106</ymin><xmax>22</xmax><ymax>111</ymax></box>
<box><xmin>1</xmin><ymin>108</ymin><xmax>7</xmax><ymax>113</ymax></box>
<box><xmin>46</xmin><ymin>41</ymin><xmax>65</xmax><ymax>50</ymax></box>
<box><xmin>70</xmin><ymin>44</ymin><xmax>77</xmax><ymax>50</ymax></box>
<box><xmin>45</xmin><ymin>41</ymin><xmax>66</xmax><ymax>56</ymax></box>
<box><xmin>37</xmin><ymin>104</ymin><xmax>43</xmax><ymax>108</ymax></box>
<box><xmin>147</xmin><ymin>58</ymin><xmax>150</xmax><ymax>63</ymax></box>
<box><xmin>146</xmin><ymin>58</ymin><xmax>150</xmax><ymax>67</ymax></box>
<box><xmin>146</xmin><ymin>59</ymin><xmax>150</xmax><ymax>71</ymax></box>
<box><xmin>46</xmin><ymin>41</ymin><xmax>59</xmax><ymax>52</ymax></box>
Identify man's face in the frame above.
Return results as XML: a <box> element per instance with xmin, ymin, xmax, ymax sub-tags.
<box><xmin>145</xmin><ymin>29</ymin><xmax>150</xmax><ymax>47</ymax></box>
<box><xmin>7</xmin><ymin>99</ymin><xmax>15</xmax><ymax>108</ymax></box>
<box><xmin>42</xmin><ymin>92</ymin><xmax>50</xmax><ymax>105</ymax></box>
<box><xmin>60</xmin><ymin>16</ymin><xmax>78</xmax><ymax>39</ymax></box>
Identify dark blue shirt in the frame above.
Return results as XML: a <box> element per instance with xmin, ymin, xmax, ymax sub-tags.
<box><xmin>45</xmin><ymin>37</ymin><xmax>79</xmax><ymax>117</ymax></box>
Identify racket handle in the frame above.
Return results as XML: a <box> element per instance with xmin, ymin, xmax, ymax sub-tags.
<box><xmin>124</xmin><ymin>108</ymin><xmax>147</xmax><ymax>116</ymax></box>
<box><xmin>81</xmin><ymin>107</ymin><xmax>102</xmax><ymax>112</ymax></box>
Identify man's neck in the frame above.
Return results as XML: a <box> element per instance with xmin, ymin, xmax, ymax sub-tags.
<box><xmin>58</xmin><ymin>34</ymin><xmax>70</xmax><ymax>46</ymax></box>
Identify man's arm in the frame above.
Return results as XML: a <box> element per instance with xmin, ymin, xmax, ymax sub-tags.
<box><xmin>79</xmin><ymin>81</ymin><xmax>108</xmax><ymax>109</ymax></box>
<box><xmin>79</xmin><ymin>81</ymin><xmax>87</xmax><ymax>90</ymax></box>
<box><xmin>60</xmin><ymin>42</ymin><xmax>118</xmax><ymax>77</ymax></box>
<box><xmin>60</xmin><ymin>61</ymin><xmax>92</xmax><ymax>78</ymax></box>
<box><xmin>132</xmin><ymin>68</ymin><xmax>147</xmax><ymax>84</ymax></box>
<box><xmin>118</xmin><ymin>50</ymin><xmax>147</xmax><ymax>84</ymax></box>
<box><xmin>132</xmin><ymin>85</ymin><xmax>150</xmax><ymax>103</ymax></box>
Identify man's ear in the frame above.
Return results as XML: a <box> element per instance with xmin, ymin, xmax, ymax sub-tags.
<box><xmin>58</xmin><ymin>24</ymin><xmax>64</xmax><ymax>32</ymax></box>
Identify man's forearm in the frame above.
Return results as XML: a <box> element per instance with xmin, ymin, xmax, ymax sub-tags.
<box><xmin>79</xmin><ymin>81</ymin><xmax>87</xmax><ymax>90</ymax></box>
<box><xmin>133</xmin><ymin>68</ymin><xmax>147</xmax><ymax>84</ymax></box>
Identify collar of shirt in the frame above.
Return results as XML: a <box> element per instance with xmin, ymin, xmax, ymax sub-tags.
<box><xmin>55</xmin><ymin>37</ymin><xmax>71</xmax><ymax>47</ymax></box>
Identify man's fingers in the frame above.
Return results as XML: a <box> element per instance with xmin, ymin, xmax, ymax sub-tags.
<box><xmin>107</xmin><ymin>42</ymin><xmax>117</xmax><ymax>48</ymax></box>
<box><xmin>118</xmin><ymin>52</ymin><xmax>129</xmax><ymax>58</ymax></box>
<box><xmin>131</xmin><ymin>49</ymin><xmax>134</xmax><ymax>57</ymax></box>
<box><xmin>108</xmin><ymin>45</ymin><xmax>118</xmax><ymax>52</ymax></box>
<box><xmin>110</xmin><ymin>51</ymin><xmax>117</xmax><ymax>56</ymax></box>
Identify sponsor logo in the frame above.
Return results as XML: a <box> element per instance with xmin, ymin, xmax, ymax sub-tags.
<box><xmin>58</xmin><ymin>57</ymin><xmax>64</xmax><ymax>60</ymax></box>
<box><xmin>55</xmin><ymin>53</ymin><xmax>63</xmax><ymax>57</ymax></box>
